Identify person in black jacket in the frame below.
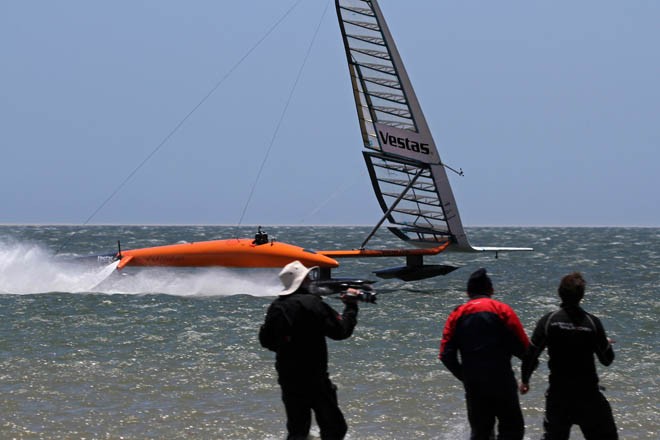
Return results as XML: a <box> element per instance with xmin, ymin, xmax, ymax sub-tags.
<box><xmin>439</xmin><ymin>268</ymin><xmax>529</xmax><ymax>440</ymax></box>
<box><xmin>259</xmin><ymin>260</ymin><xmax>358</xmax><ymax>440</ymax></box>
<box><xmin>520</xmin><ymin>272</ymin><xmax>618</xmax><ymax>439</ymax></box>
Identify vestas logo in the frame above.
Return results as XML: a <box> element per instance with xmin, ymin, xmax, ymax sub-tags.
<box><xmin>374</xmin><ymin>122</ymin><xmax>437</xmax><ymax>164</ymax></box>
<box><xmin>378</xmin><ymin>129</ymin><xmax>430</xmax><ymax>155</ymax></box>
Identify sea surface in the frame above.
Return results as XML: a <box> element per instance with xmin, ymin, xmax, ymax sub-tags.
<box><xmin>0</xmin><ymin>225</ymin><xmax>657</xmax><ymax>439</ymax></box>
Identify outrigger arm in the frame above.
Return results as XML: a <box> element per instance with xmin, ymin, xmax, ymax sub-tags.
<box><xmin>319</xmin><ymin>240</ymin><xmax>457</xmax><ymax>281</ymax></box>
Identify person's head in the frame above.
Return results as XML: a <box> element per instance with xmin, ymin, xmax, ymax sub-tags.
<box><xmin>558</xmin><ymin>272</ymin><xmax>586</xmax><ymax>306</ymax></box>
<box><xmin>467</xmin><ymin>268</ymin><xmax>494</xmax><ymax>297</ymax></box>
<box><xmin>278</xmin><ymin>260</ymin><xmax>317</xmax><ymax>296</ymax></box>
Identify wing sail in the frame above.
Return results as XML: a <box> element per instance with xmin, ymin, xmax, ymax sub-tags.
<box><xmin>336</xmin><ymin>0</ymin><xmax>474</xmax><ymax>250</ymax></box>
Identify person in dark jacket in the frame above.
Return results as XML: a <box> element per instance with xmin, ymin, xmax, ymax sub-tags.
<box><xmin>439</xmin><ymin>268</ymin><xmax>529</xmax><ymax>440</ymax></box>
<box><xmin>259</xmin><ymin>260</ymin><xmax>359</xmax><ymax>440</ymax></box>
<box><xmin>520</xmin><ymin>272</ymin><xmax>618</xmax><ymax>439</ymax></box>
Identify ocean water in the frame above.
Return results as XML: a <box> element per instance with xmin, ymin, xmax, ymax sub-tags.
<box><xmin>0</xmin><ymin>225</ymin><xmax>657</xmax><ymax>439</ymax></box>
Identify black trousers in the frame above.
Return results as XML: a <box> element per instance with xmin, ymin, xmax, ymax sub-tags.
<box><xmin>280</xmin><ymin>376</ymin><xmax>347</xmax><ymax>440</ymax></box>
<box><xmin>465</xmin><ymin>385</ymin><xmax>525</xmax><ymax>440</ymax></box>
<box><xmin>542</xmin><ymin>388</ymin><xmax>618</xmax><ymax>440</ymax></box>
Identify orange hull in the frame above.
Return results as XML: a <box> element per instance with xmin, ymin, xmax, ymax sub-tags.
<box><xmin>117</xmin><ymin>238</ymin><xmax>339</xmax><ymax>270</ymax></box>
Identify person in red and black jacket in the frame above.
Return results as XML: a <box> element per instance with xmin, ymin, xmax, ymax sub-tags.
<box><xmin>439</xmin><ymin>268</ymin><xmax>529</xmax><ymax>440</ymax></box>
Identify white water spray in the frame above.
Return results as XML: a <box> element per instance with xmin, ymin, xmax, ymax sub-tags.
<box><xmin>97</xmin><ymin>266</ymin><xmax>282</xmax><ymax>297</ymax></box>
<box><xmin>0</xmin><ymin>240</ymin><xmax>281</xmax><ymax>297</ymax></box>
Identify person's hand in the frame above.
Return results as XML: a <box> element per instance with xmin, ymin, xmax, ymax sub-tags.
<box><xmin>519</xmin><ymin>383</ymin><xmax>530</xmax><ymax>394</ymax></box>
<box><xmin>340</xmin><ymin>288</ymin><xmax>361</xmax><ymax>304</ymax></box>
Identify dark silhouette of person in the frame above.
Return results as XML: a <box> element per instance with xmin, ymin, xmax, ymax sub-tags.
<box><xmin>259</xmin><ymin>261</ymin><xmax>359</xmax><ymax>440</ymax></box>
<box><xmin>520</xmin><ymin>272</ymin><xmax>618</xmax><ymax>439</ymax></box>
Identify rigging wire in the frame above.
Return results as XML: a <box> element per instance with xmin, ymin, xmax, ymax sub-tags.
<box><xmin>235</xmin><ymin>0</ymin><xmax>333</xmax><ymax>229</ymax></box>
<box><xmin>55</xmin><ymin>0</ymin><xmax>304</xmax><ymax>254</ymax></box>
<box><xmin>300</xmin><ymin>169</ymin><xmax>368</xmax><ymax>224</ymax></box>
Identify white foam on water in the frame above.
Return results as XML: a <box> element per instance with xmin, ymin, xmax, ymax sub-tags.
<box><xmin>0</xmin><ymin>240</ymin><xmax>281</xmax><ymax>297</ymax></box>
<box><xmin>96</xmin><ymin>266</ymin><xmax>282</xmax><ymax>297</ymax></box>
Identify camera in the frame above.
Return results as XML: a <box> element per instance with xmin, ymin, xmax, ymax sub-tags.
<box><xmin>340</xmin><ymin>289</ymin><xmax>377</xmax><ymax>304</ymax></box>
<box><xmin>309</xmin><ymin>279</ymin><xmax>377</xmax><ymax>303</ymax></box>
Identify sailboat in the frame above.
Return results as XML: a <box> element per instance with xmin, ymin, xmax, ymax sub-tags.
<box><xmin>94</xmin><ymin>0</ymin><xmax>531</xmax><ymax>281</ymax></box>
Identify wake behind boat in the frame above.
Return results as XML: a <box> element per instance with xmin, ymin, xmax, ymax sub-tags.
<box><xmin>89</xmin><ymin>0</ymin><xmax>531</xmax><ymax>281</ymax></box>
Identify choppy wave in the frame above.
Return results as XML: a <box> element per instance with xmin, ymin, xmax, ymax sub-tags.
<box><xmin>0</xmin><ymin>226</ymin><xmax>658</xmax><ymax>439</ymax></box>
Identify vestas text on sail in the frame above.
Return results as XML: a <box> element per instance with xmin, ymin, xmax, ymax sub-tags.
<box><xmin>374</xmin><ymin>123</ymin><xmax>439</xmax><ymax>164</ymax></box>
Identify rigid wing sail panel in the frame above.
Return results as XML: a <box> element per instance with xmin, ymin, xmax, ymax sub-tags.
<box><xmin>336</xmin><ymin>0</ymin><xmax>474</xmax><ymax>251</ymax></box>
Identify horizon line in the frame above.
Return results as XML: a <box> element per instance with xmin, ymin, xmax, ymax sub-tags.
<box><xmin>0</xmin><ymin>223</ymin><xmax>658</xmax><ymax>229</ymax></box>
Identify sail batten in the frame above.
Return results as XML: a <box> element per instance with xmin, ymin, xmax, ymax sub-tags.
<box><xmin>344</xmin><ymin>19</ymin><xmax>381</xmax><ymax>32</ymax></box>
<box><xmin>382</xmin><ymin>192</ymin><xmax>439</xmax><ymax>204</ymax></box>
<box><xmin>357</xmin><ymin>62</ymin><xmax>397</xmax><ymax>75</ymax></box>
<box><xmin>365</xmin><ymin>91</ymin><xmax>406</xmax><ymax>105</ymax></box>
<box><xmin>362</xmin><ymin>76</ymin><xmax>401</xmax><ymax>89</ymax></box>
<box><xmin>350</xmin><ymin>47</ymin><xmax>391</xmax><ymax>61</ymax></box>
<box><xmin>377</xmin><ymin>178</ymin><xmax>437</xmax><ymax>192</ymax></box>
<box><xmin>372</xmin><ymin>162</ymin><xmax>431</xmax><ymax>175</ymax></box>
<box><xmin>347</xmin><ymin>35</ymin><xmax>386</xmax><ymax>47</ymax></box>
<box><xmin>341</xmin><ymin>8</ymin><xmax>374</xmax><ymax>18</ymax></box>
<box><xmin>372</xmin><ymin>106</ymin><xmax>412</xmax><ymax>119</ymax></box>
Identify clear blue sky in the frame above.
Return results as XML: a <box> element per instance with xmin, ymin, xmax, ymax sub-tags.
<box><xmin>1</xmin><ymin>1</ymin><xmax>658</xmax><ymax>227</ymax></box>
